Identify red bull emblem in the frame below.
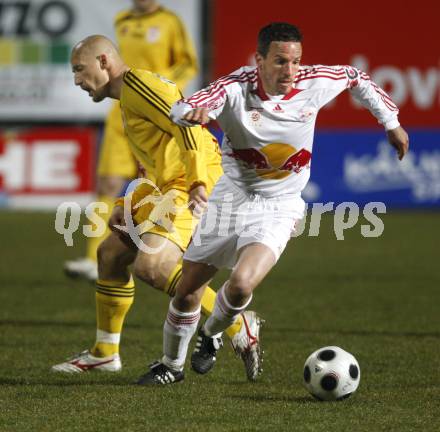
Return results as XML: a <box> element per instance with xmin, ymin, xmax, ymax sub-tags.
<box><xmin>228</xmin><ymin>143</ymin><xmax>311</xmax><ymax>179</ymax></box>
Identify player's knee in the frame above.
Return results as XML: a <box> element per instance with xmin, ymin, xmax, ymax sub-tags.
<box><xmin>97</xmin><ymin>238</ymin><xmax>115</xmax><ymax>268</ymax></box>
<box><xmin>97</xmin><ymin>235</ymin><xmax>132</xmax><ymax>276</ymax></box>
<box><xmin>133</xmin><ymin>257</ymin><xmax>162</xmax><ymax>289</ymax></box>
<box><xmin>228</xmin><ymin>271</ymin><xmax>255</xmax><ymax>301</ymax></box>
<box><xmin>173</xmin><ymin>290</ymin><xmax>203</xmax><ymax>311</ymax></box>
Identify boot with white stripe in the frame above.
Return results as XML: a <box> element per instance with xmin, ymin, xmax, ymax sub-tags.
<box><xmin>191</xmin><ymin>327</ymin><xmax>223</xmax><ymax>375</ymax></box>
<box><xmin>137</xmin><ymin>361</ymin><xmax>184</xmax><ymax>385</ymax></box>
<box><xmin>51</xmin><ymin>350</ymin><xmax>121</xmax><ymax>373</ymax></box>
<box><xmin>231</xmin><ymin>311</ymin><xmax>264</xmax><ymax>381</ymax></box>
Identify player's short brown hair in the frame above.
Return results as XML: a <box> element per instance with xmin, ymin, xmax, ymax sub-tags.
<box><xmin>257</xmin><ymin>22</ymin><xmax>303</xmax><ymax>57</ymax></box>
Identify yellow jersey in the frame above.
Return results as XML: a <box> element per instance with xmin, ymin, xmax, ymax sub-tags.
<box><xmin>115</xmin><ymin>7</ymin><xmax>198</xmax><ymax>90</ymax></box>
<box><xmin>120</xmin><ymin>68</ymin><xmax>221</xmax><ymax>192</ymax></box>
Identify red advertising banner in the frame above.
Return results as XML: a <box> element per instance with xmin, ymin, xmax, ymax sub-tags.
<box><xmin>212</xmin><ymin>0</ymin><xmax>439</xmax><ymax>127</ymax></box>
<box><xmin>0</xmin><ymin>127</ymin><xmax>96</xmax><ymax>209</ymax></box>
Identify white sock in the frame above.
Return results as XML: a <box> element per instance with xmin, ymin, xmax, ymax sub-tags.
<box><xmin>162</xmin><ymin>301</ymin><xmax>201</xmax><ymax>371</ymax></box>
<box><xmin>96</xmin><ymin>329</ymin><xmax>121</xmax><ymax>345</ymax></box>
<box><xmin>203</xmin><ymin>282</ymin><xmax>253</xmax><ymax>337</ymax></box>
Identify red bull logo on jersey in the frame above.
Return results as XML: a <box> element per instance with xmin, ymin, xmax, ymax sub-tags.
<box><xmin>228</xmin><ymin>143</ymin><xmax>311</xmax><ymax>180</ymax></box>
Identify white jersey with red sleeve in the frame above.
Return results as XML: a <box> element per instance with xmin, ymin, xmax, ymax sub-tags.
<box><xmin>170</xmin><ymin>65</ymin><xmax>400</xmax><ymax>198</ymax></box>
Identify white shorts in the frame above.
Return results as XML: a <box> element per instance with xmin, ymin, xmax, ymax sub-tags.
<box><xmin>184</xmin><ymin>175</ymin><xmax>306</xmax><ymax>269</ymax></box>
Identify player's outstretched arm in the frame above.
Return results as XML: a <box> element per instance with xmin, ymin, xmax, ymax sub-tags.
<box><xmin>386</xmin><ymin>126</ymin><xmax>409</xmax><ymax>160</ymax></box>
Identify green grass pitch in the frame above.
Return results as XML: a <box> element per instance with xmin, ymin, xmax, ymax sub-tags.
<box><xmin>0</xmin><ymin>210</ymin><xmax>439</xmax><ymax>431</ymax></box>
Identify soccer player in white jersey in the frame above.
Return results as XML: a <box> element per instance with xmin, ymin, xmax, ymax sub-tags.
<box><xmin>137</xmin><ymin>22</ymin><xmax>409</xmax><ymax>385</ymax></box>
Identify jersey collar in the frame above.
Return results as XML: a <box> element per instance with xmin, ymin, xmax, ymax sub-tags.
<box><xmin>254</xmin><ymin>73</ymin><xmax>302</xmax><ymax>101</ymax></box>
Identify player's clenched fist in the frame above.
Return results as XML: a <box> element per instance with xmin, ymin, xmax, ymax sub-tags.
<box><xmin>189</xmin><ymin>184</ymin><xmax>208</xmax><ymax>218</ymax></box>
<box><xmin>183</xmin><ymin>107</ymin><xmax>211</xmax><ymax>125</ymax></box>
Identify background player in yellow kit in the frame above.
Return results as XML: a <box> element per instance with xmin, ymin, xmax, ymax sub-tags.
<box><xmin>64</xmin><ymin>0</ymin><xmax>198</xmax><ymax>281</ymax></box>
<box><xmin>52</xmin><ymin>35</ymin><xmax>264</xmax><ymax>381</ymax></box>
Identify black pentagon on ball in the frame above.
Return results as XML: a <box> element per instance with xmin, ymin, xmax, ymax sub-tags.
<box><xmin>349</xmin><ymin>364</ymin><xmax>359</xmax><ymax>379</ymax></box>
<box><xmin>318</xmin><ymin>349</ymin><xmax>336</xmax><ymax>361</ymax></box>
<box><xmin>320</xmin><ymin>374</ymin><xmax>338</xmax><ymax>391</ymax></box>
<box><xmin>304</xmin><ymin>365</ymin><xmax>311</xmax><ymax>383</ymax></box>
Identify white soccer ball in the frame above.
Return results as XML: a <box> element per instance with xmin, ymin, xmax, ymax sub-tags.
<box><xmin>303</xmin><ymin>346</ymin><xmax>360</xmax><ymax>401</ymax></box>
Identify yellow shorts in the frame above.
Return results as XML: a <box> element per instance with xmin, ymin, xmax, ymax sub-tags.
<box><xmin>127</xmin><ymin>162</ymin><xmax>222</xmax><ymax>251</ymax></box>
<box><xmin>97</xmin><ymin>102</ymin><xmax>138</xmax><ymax>179</ymax></box>
<box><xmin>128</xmin><ymin>183</ymin><xmax>195</xmax><ymax>251</ymax></box>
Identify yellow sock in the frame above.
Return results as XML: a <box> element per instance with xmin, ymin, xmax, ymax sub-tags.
<box><xmin>86</xmin><ymin>195</ymin><xmax>114</xmax><ymax>262</ymax></box>
<box><xmin>91</xmin><ymin>277</ymin><xmax>135</xmax><ymax>357</ymax></box>
<box><xmin>164</xmin><ymin>264</ymin><xmax>243</xmax><ymax>339</ymax></box>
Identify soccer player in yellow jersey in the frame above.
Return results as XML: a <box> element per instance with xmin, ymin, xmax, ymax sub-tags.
<box><xmin>52</xmin><ymin>35</ymin><xmax>264</xmax><ymax>381</ymax></box>
<box><xmin>64</xmin><ymin>0</ymin><xmax>198</xmax><ymax>281</ymax></box>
